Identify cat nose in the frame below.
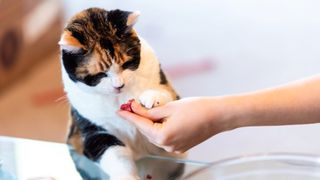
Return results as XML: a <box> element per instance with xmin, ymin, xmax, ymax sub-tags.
<box><xmin>114</xmin><ymin>84</ymin><xmax>125</xmax><ymax>90</ymax></box>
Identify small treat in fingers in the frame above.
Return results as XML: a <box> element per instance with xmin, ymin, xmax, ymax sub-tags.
<box><xmin>120</xmin><ymin>99</ymin><xmax>135</xmax><ymax>112</ymax></box>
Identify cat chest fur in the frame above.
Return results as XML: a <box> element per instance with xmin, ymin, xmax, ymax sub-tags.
<box><xmin>65</xmin><ymin>76</ymin><xmax>143</xmax><ymax>141</ymax></box>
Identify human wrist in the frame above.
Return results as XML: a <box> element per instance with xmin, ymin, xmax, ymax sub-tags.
<box><xmin>209</xmin><ymin>95</ymin><xmax>255</xmax><ymax>132</ymax></box>
<box><xmin>200</xmin><ymin>96</ymin><xmax>237</xmax><ymax>135</ymax></box>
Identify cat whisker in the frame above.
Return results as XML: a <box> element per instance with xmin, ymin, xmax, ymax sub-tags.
<box><xmin>55</xmin><ymin>95</ymin><xmax>67</xmax><ymax>102</ymax></box>
<box><xmin>55</xmin><ymin>95</ymin><xmax>69</xmax><ymax>107</ymax></box>
<box><xmin>56</xmin><ymin>99</ymin><xmax>70</xmax><ymax>109</ymax></box>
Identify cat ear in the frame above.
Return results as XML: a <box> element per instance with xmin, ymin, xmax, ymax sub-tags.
<box><xmin>126</xmin><ymin>11</ymin><xmax>140</xmax><ymax>29</ymax></box>
<box><xmin>58</xmin><ymin>31</ymin><xmax>84</xmax><ymax>52</ymax></box>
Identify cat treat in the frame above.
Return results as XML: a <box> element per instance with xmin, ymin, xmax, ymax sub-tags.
<box><xmin>146</xmin><ymin>174</ymin><xmax>153</xmax><ymax>180</ymax></box>
<box><xmin>120</xmin><ymin>99</ymin><xmax>135</xmax><ymax>112</ymax></box>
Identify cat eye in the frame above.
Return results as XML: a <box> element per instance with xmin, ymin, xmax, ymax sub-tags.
<box><xmin>75</xmin><ymin>48</ymin><xmax>89</xmax><ymax>56</ymax></box>
<box><xmin>121</xmin><ymin>58</ymin><xmax>140</xmax><ymax>70</ymax></box>
<box><xmin>83</xmin><ymin>73</ymin><xmax>107</xmax><ymax>86</ymax></box>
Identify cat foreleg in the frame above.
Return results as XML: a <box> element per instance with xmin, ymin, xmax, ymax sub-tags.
<box><xmin>99</xmin><ymin>146</ymin><xmax>140</xmax><ymax>180</ymax></box>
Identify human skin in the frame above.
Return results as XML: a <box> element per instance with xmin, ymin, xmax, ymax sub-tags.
<box><xmin>117</xmin><ymin>75</ymin><xmax>320</xmax><ymax>153</ymax></box>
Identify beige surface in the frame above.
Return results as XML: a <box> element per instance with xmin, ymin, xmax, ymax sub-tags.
<box><xmin>0</xmin><ymin>0</ymin><xmax>63</xmax><ymax>91</ymax></box>
<box><xmin>0</xmin><ymin>53</ymin><xmax>69</xmax><ymax>143</ymax></box>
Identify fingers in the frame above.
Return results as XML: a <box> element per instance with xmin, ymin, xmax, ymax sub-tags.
<box><xmin>131</xmin><ymin>100</ymin><xmax>169</xmax><ymax>121</ymax></box>
<box><xmin>129</xmin><ymin>101</ymin><xmax>152</xmax><ymax>119</ymax></box>
<box><xmin>117</xmin><ymin>110</ymin><xmax>159</xmax><ymax>139</ymax></box>
<box><xmin>119</xmin><ymin>100</ymin><xmax>184</xmax><ymax>153</ymax></box>
<box><xmin>118</xmin><ymin>110</ymin><xmax>188</xmax><ymax>153</ymax></box>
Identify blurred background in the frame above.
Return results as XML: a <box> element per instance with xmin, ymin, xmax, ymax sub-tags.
<box><xmin>1</xmin><ymin>0</ymin><xmax>320</xmax><ymax>178</ymax></box>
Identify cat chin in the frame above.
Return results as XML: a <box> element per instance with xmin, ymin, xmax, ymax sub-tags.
<box><xmin>113</xmin><ymin>89</ymin><xmax>122</xmax><ymax>94</ymax></box>
<box><xmin>97</xmin><ymin>91</ymin><xmax>122</xmax><ymax>96</ymax></box>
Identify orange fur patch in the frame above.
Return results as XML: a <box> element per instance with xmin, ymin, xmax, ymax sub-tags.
<box><xmin>60</xmin><ymin>31</ymin><xmax>84</xmax><ymax>49</ymax></box>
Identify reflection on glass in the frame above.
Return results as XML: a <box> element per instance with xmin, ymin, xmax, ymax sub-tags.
<box><xmin>182</xmin><ymin>153</ymin><xmax>320</xmax><ymax>180</ymax></box>
<box><xmin>1</xmin><ymin>137</ymin><xmax>320</xmax><ymax>180</ymax></box>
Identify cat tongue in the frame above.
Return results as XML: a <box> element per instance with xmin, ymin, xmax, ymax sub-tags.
<box><xmin>120</xmin><ymin>99</ymin><xmax>135</xmax><ymax>112</ymax></box>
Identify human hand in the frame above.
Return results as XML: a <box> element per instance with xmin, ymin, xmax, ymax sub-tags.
<box><xmin>117</xmin><ymin>97</ymin><xmax>232</xmax><ymax>153</ymax></box>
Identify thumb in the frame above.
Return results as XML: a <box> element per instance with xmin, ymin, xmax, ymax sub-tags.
<box><xmin>131</xmin><ymin>100</ymin><xmax>169</xmax><ymax>121</ymax></box>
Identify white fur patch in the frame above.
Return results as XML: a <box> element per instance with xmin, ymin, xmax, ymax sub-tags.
<box><xmin>59</xmin><ymin>45</ymin><xmax>81</xmax><ymax>53</ymax></box>
<box><xmin>100</xmin><ymin>146</ymin><xmax>139</xmax><ymax>180</ymax></box>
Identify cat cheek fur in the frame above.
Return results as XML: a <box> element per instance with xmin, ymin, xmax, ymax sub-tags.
<box><xmin>72</xmin><ymin>81</ymin><xmax>97</xmax><ymax>94</ymax></box>
<box><xmin>70</xmin><ymin>77</ymin><xmax>114</xmax><ymax>95</ymax></box>
<box><xmin>94</xmin><ymin>78</ymin><xmax>115</xmax><ymax>94</ymax></box>
<box><xmin>121</xmin><ymin>70</ymin><xmax>135</xmax><ymax>88</ymax></box>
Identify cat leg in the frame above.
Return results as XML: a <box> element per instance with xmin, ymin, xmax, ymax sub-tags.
<box><xmin>71</xmin><ymin>108</ymin><xmax>139</xmax><ymax>179</ymax></box>
<box><xmin>99</xmin><ymin>146</ymin><xmax>140</xmax><ymax>180</ymax></box>
<box><xmin>83</xmin><ymin>133</ymin><xmax>139</xmax><ymax>180</ymax></box>
<box><xmin>139</xmin><ymin>89</ymin><xmax>173</xmax><ymax>109</ymax></box>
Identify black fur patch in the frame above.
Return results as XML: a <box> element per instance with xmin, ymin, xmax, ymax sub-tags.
<box><xmin>107</xmin><ymin>9</ymin><xmax>132</xmax><ymax>36</ymax></box>
<box><xmin>99</xmin><ymin>38</ymin><xmax>115</xmax><ymax>56</ymax></box>
<box><xmin>62</xmin><ymin>49</ymin><xmax>108</xmax><ymax>86</ymax></box>
<box><xmin>87</xmin><ymin>8</ymin><xmax>108</xmax><ymax>34</ymax></box>
<box><xmin>159</xmin><ymin>67</ymin><xmax>168</xmax><ymax>84</ymax></box>
<box><xmin>62</xmin><ymin>49</ymin><xmax>87</xmax><ymax>82</ymax></box>
<box><xmin>121</xmin><ymin>57</ymin><xmax>140</xmax><ymax>70</ymax></box>
<box><xmin>71</xmin><ymin>108</ymin><xmax>124</xmax><ymax>161</ymax></box>
<box><xmin>66</xmin><ymin>26</ymin><xmax>88</xmax><ymax>46</ymax></box>
<box><xmin>83</xmin><ymin>73</ymin><xmax>108</xmax><ymax>86</ymax></box>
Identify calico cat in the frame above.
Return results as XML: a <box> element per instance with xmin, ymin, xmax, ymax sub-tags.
<box><xmin>59</xmin><ymin>8</ymin><xmax>185</xmax><ymax>180</ymax></box>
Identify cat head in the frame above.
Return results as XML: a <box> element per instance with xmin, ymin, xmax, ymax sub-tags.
<box><xmin>59</xmin><ymin>8</ymin><xmax>141</xmax><ymax>95</ymax></box>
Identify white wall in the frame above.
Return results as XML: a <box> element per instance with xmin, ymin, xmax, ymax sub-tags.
<box><xmin>63</xmin><ymin>0</ymin><xmax>320</xmax><ymax>162</ymax></box>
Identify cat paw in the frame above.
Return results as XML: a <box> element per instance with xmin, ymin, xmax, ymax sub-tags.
<box><xmin>139</xmin><ymin>90</ymin><xmax>166</xmax><ymax>109</ymax></box>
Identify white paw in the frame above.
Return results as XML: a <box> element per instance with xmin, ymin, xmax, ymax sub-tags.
<box><xmin>139</xmin><ymin>90</ymin><xmax>164</xmax><ymax>109</ymax></box>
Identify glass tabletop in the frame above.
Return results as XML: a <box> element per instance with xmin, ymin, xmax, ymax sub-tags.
<box><xmin>1</xmin><ymin>136</ymin><xmax>320</xmax><ymax>180</ymax></box>
<box><xmin>0</xmin><ymin>136</ymin><xmax>208</xmax><ymax>180</ymax></box>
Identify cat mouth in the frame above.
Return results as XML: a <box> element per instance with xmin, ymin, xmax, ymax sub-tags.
<box><xmin>113</xmin><ymin>88</ymin><xmax>122</xmax><ymax>94</ymax></box>
<box><xmin>113</xmin><ymin>85</ymin><xmax>125</xmax><ymax>94</ymax></box>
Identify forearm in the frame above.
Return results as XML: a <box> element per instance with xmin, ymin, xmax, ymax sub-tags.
<box><xmin>217</xmin><ymin>75</ymin><xmax>320</xmax><ymax>130</ymax></box>
<box><xmin>119</xmin><ymin>76</ymin><xmax>320</xmax><ymax>152</ymax></box>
